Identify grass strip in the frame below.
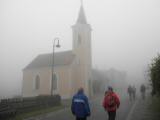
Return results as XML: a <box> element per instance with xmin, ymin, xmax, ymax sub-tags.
<box><xmin>150</xmin><ymin>96</ymin><xmax>160</xmax><ymax>112</ymax></box>
<box><xmin>148</xmin><ymin>96</ymin><xmax>160</xmax><ymax>120</ymax></box>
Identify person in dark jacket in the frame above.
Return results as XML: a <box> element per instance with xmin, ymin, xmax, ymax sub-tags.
<box><xmin>71</xmin><ymin>88</ymin><xmax>90</xmax><ymax>120</ymax></box>
<box><xmin>140</xmin><ymin>84</ymin><xmax>146</xmax><ymax>100</ymax></box>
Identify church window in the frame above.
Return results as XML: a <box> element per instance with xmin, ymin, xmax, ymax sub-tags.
<box><xmin>78</xmin><ymin>34</ymin><xmax>81</xmax><ymax>45</ymax></box>
<box><xmin>35</xmin><ymin>75</ymin><xmax>40</xmax><ymax>90</ymax></box>
<box><xmin>52</xmin><ymin>73</ymin><xmax>58</xmax><ymax>90</ymax></box>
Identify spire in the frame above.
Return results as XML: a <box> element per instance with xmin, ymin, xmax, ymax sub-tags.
<box><xmin>81</xmin><ymin>0</ymin><xmax>83</xmax><ymax>5</ymax></box>
<box><xmin>76</xmin><ymin>0</ymin><xmax>87</xmax><ymax>24</ymax></box>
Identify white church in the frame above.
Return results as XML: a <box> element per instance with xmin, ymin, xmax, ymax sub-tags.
<box><xmin>22</xmin><ymin>3</ymin><xmax>92</xmax><ymax>99</ymax></box>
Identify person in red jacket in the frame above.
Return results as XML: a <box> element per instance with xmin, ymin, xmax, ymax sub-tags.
<box><xmin>103</xmin><ymin>86</ymin><xmax>120</xmax><ymax>120</ymax></box>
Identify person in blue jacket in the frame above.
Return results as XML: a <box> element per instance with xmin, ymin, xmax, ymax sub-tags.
<box><xmin>71</xmin><ymin>88</ymin><xmax>91</xmax><ymax>120</ymax></box>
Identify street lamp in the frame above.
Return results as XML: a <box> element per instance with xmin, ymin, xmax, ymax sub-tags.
<box><xmin>51</xmin><ymin>37</ymin><xmax>60</xmax><ymax>95</ymax></box>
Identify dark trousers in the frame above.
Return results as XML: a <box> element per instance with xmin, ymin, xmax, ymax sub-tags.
<box><xmin>76</xmin><ymin>117</ymin><xmax>87</xmax><ymax>120</ymax></box>
<box><xmin>108</xmin><ymin>111</ymin><xmax>116</xmax><ymax>120</ymax></box>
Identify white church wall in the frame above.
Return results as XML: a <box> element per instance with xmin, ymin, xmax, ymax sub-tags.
<box><xmin>54</xmin><ymin>65</ymin><xmax>72</xmax><ymax>99</ymax></box>
<box><xmin>22</xmin><ymin>67</ymin><xmax>51</xmax><ymax>97</ymax></box>
<box><xmin>23</xmin><ymin>65</ymin><xmax>73</xmax><ymax>99</ymax></box>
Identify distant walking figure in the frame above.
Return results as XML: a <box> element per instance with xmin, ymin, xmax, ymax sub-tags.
<box><xmin>103</xmin><ymin>86</ymin><xmax>120</xmax><ymax>120</ymax></box>
<box><xmin>140</xmin><ymin>84</ymin><xmax>146</xmax><ymax>100</ymax></box>
<box><xmin>71</xmin><ymin>88</ymin><xmax>90</xmax><ymax>120</ymax></box>
<box><xmin>127</xmin><ymin>85</ymin><xmax>133</xmax><ymax>101</ymax></box>
<box><xmin>132</xmin><ymin>85</ymin><xmax>136</xmax><ymax>100</ymax></box>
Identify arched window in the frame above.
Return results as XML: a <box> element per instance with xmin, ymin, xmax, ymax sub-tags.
<box><xmin>78</xmin><ymin>34</ymin><xmax>81</xmax><ymax>45</ymax></box>
<box><xmin>35</xmin><ymin>75</ymin><xmax>40</xmax><ymax>90</ymax></box>
<box><xmin>52</xmin><ymin>73</ymin><xmax>58</xmax><ymax>90</ymax></box>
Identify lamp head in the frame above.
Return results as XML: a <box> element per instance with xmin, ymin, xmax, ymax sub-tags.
<box><xmin>56</xmin><ymin>40</ymin><xmax>61</xmax><ymax>48</ymax></box>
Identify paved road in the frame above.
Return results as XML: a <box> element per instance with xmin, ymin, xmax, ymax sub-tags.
<box><xmin>128</xmin><ymin>96</ymin><xmax>158</xmax><ymax>120</ymax></box>
<box><xmin>88</xmin><ymin>96</ymin><xmax>134</xmax><ymax>120</ymax></box>
<box><xmin>28</xmin><ymin>95</ymin><xmax>135</xmax><ymax>120</ymax></box>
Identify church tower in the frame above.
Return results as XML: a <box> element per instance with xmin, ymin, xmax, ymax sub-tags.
<box><xmin>72</xmin><ymin>3</ymin><xmax>92</xmax><ymax>96</ymax></box>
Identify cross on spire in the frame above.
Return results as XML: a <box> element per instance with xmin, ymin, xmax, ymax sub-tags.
<box><xmin>81</xmin><ymin>0</ymin><xmax>83</xmax><ymax>6</ymax></box>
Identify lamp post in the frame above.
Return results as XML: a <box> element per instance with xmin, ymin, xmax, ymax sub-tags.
<box><xmin>51</xmin><ymin>37</ymin><xmax>60</xmax><ymax>95</ymax></box>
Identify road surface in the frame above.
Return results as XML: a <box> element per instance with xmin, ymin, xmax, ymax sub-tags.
<box><xmin>30</xmin><ymin>95</ymin><xmax>135</xmax><ymax>120</ymax></box>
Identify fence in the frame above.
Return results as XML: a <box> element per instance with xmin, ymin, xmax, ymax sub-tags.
<box><xmin>0</xmin><ymin>95</ymin><xmax>61</xmax><ymax>119</ymax></box>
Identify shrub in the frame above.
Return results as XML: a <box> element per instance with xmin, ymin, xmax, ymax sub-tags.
<box><xmin>149</xmin><ymin>54</ymin><xmax>160</xmax><ymax>96</ymax></box>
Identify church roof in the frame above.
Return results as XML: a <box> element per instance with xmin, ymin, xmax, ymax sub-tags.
<box><xmin>76</xmin><ymin>5</ymin><xmax>87</xmax><ymax>24</ymax></box>
<box><xmin>24</xmin><ymin>50</ymin><xmax>75</xmax><ymax>70</ymax></box>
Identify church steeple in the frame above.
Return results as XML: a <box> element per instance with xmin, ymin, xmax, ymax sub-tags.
<box><xmin>76</xmin><ymin>1</ymin><xmax>87</xmax><ymax>24</ymax></box>
<box><xmin>72</xmin><ymin>0</ymin><xmax>92</xmax><ymax>97</ymax></box>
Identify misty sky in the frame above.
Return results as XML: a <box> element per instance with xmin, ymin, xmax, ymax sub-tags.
<box><xmin>0</xmin><ymin>0</ymin><xmax>160</xmax><ymax>97</ymax></box>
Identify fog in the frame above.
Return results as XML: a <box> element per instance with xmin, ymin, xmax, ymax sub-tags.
<box><xmin>0</xmin><ymin>0</ymin><xmax>160</xmax><ymax>98</ymax></box>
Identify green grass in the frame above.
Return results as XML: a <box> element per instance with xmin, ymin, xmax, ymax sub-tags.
<box><xmin>148</xmin><ymin>96</ymin><xmax>160</xmax><ymax>120</ymax></box>
<box><xmin>150</xmin><ymin>96</ymin><xmax>160</xmax><ymax>112</ymax></box>
<box><xmin>15</xmin><ymin>105</ymin><xmax>64</xmax><ymax>120</ymax></box>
